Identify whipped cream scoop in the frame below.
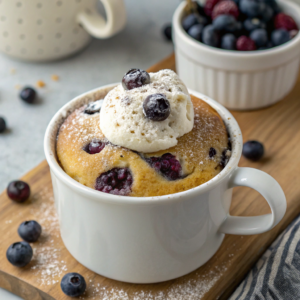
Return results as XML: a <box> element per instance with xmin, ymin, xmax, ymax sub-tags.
<box><xmin>100</xmin><ymin>69</ymin><xmax>194</xmax><ymax>153</ymax></box>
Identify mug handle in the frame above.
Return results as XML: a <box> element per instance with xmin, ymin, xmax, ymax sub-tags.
<box><xmin>219</xmin><ymin>167</ymin><xmax>286</xmax><ymax>235</ymax></box>
<box><xmin>77</xmin><ymin>0</ymin><xmax>126</xmax><ymax>39</ymax></box>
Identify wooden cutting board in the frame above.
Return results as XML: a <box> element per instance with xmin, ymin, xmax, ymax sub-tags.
<box><xmin>0</xmin><ymin>54</ymin><xmax>300</xmax><ymax>300</ymax></box>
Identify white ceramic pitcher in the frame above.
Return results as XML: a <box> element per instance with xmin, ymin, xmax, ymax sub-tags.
<box><xmin>0</xmin><ymin>0</ymin><xmax>126</xmax><ymax>62</ymax></box>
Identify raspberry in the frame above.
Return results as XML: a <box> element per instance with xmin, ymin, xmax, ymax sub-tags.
<box><xmin>236</xmin><ymin>35</ymin><xmax>257</xmax><ymax>50</ymax></box>
<box><xmin>274</xmin><ymin>13</ymin><xmax>298</xmax><ymax>31</ymax></box>
<box><xmin>212</xmin><ymin>0</ymin><xmax>239</xmax><ymax>20</ymax></box>
<box><xmin>204</xmin><ymin>0</ymin><xmax>221</xmax><ymax>17</ymax></box>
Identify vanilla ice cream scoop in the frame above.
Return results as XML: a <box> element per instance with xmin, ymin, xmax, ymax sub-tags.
<box><xmin>100</xmin><ymin>69</ymin><xmax>194</xmax><ymax>153</ymax></box>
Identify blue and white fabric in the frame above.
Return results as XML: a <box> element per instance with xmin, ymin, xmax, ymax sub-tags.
<box><xmin>229</xmin><ymin>216</ymin><xmax>300</xmax><ymax>300</ymax></box>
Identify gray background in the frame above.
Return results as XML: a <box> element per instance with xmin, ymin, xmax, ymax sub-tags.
<box><xmin>0</xmin><ymin>0</ymin><xmax>178</xmax><ymax>298</ymax></box>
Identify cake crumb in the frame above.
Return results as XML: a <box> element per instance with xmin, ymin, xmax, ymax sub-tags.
<box><xmin>36</xmin><ymin>80</ymin><xmax>46</xmax><ymax>88</ymax></box>
<box><xmin>10</xmin><ymin>68</ymin><xmax>16</xmax><ymax>74</ymax></box>
<box><xmin>51</xmin><ymin>75</ymin><xmax>59</xmax><ymax>81</ymax></box>
<box><xmin>15</xmin><ymin>84</ymin><xmax>21</xmax><ymax>90</ymax></box>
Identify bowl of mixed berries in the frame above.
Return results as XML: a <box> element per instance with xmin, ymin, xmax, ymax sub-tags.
<box><xmin>173</xmin><ymin>0</ymin><xmax>300</xmax><ymax>110</ymax></box>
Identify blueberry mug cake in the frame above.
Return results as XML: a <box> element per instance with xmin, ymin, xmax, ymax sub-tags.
<box><xmin>56</xmin><ymin>69</ymin><xmax>231</xmax><ymax>197</ymax></box>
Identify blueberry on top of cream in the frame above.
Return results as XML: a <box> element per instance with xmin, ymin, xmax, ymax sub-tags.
<box><xmin>100</xmin><ymin>69</ymin><xmax>194</xmax><ymax>153</ymax></box>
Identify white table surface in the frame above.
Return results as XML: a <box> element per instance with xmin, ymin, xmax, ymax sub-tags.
<box><xmin>0</xmin><ymin>0</ymin><xmax>178</xmax><ymax>298</ymax></box>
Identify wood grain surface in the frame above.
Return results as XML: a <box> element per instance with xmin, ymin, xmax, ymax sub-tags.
<box><xmin>0</xmin><ymin>53</ymin><xmax>299</xmax><ymax>300</ymax></box>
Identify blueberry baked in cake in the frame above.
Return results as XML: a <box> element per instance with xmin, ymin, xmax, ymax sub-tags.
<box><xmin>56</xmin><ymin>69</ymin><xmax>231</xmax><ymax>197</ymax></box>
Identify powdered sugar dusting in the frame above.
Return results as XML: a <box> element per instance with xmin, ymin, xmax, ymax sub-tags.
<box><xmin>79</xmin><ymin>264</ymin><xmax>228</xmax><ymax>300</ymax></box>
<box><xmin>29</xmin><ymin>186</ymin><xmax>68</xmax><ymax>285</ymax></box>
<box><xmin>1</xmin><ymin>184</ymin><xmax>235</xmax><ymax>299</ymax></box>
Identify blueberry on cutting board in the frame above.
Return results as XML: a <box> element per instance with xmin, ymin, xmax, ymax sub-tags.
<box><xmin>242</xmin><ymin>140</ymin><xmax>264</xmax><ymax>161</ymax></box>
<box><xmin>18</xmin><ymin>220</ymin><xmax>42</xmax><ymax>243</ymax></box>
<box><xmin>7</xmin><ymin>180</ymin><xmax>31</xmax><ymax>203</ymax></box>
<box><xmin>61</xmin><ymin>273</ymin><xmax>86</xmax><ymax>297</ymax></box>
<box><xmin>6</xmin><ymin>241</ymin><xmax>33</xmax><ymax>267</ymax></box>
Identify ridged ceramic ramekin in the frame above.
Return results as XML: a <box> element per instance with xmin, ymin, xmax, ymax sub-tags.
<box><xmin>173</xmin><ymin>0</ymin><xmax>300</xmax><ymax>110</ymax></box>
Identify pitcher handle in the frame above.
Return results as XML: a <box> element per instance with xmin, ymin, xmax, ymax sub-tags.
<box><xmin>77</xmin><ymin>0</ymin><xmax>126</xmax><ymax>39</ymax></box>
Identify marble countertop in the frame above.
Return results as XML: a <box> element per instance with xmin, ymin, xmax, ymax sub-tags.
<box><xmin>0</xmin><ymin>0</ymin><xmax>178</xmax><ymax>298</ymax></box>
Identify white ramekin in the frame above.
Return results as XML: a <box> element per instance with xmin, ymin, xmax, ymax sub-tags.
<box><xmin>44</xmin><ymin>85</ymin><xmax>286</xmax><ymax>283</ymax></box>
<box><xmin>173</xmin><ymin>0</ymin><xmax>300</xmax><ymax>110</ymax></box>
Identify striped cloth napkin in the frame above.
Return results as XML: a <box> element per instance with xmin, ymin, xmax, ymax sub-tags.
<box><xmin>229</xmin><ymin>216</ymin><xmax>300</xmax><ymax>300</ymax></box>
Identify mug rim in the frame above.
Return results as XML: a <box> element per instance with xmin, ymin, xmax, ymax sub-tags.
<box><xmin>173</xmin><ymin>0</ymin><xmax>300</xmax><ymax>59</ymax></box>
<box><xmin>44</xmin><ymin>83</ymin><xmax>243</xmax><ymax>205</ymax></box>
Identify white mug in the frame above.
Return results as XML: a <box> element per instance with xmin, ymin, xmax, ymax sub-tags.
<box><xmin>44</xmin><ymin>84</ymin><xmax>287</xmax><ymax>284</ymax></box>
<box><xmin>0</xmin><ymin>0</ymin><xmax>126</xmax><ymax>62</ymax></box>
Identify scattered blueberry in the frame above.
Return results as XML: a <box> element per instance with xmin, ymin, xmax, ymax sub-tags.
<box><xmin>242</xmin><ymin>140</ymin><xmax>264</xmax><ymax>161</ymax></box>
<box><xmin>244</xmin><ymin>18</ymin><xmax>266</xmax><ymax>32</ymax></box>
<box><xmin>19</xmin><ymin>87</ymin><xmax>36</xmax><ymax>104</ymax></box>
<box><xmin>18</xmin><ymin>220</ymin><xmax>42</xmax><ymax>243</ymax></box>
<box><xmin>271</xmin><ymin>29</ymin><xmax>290</xmax><ymax>46</ymax></box>
<box><xmin>7</xmin><ymin>180</ymin><xmax>30</xmax><ymax>203</ymax></box>
<box><xmin>145</xmin><ymin>153</ymin><xmax>182</xmax><ymax>180</ymax></box>
<box><xmin>250</xmin><ymin>28</ymin><xmax>268</xmax><ymax>47</ymax></box>
<box><xmin>0</xmin><ymin>117</ymin><xmax>7</xmax><ymax>133</ymax></box>
<box><xmin>95</xmin><ymin>168</ymin><xmax>133</xmax><ymax>195</ymax></box>
<box><xmin>209</xmin><ymin>147</ymin><xmax>217</xmax><ymax>158</ymax></box>
<box><xmin>84</xmin><ymin>99</ymin><xmax>104</xmax><ymax>115</ymax></box>
<box><xmin>122</xmin><ymin>69</ymin><xmax>150</xmax><ymax>90</ymax></box>
<box><xmin>162</xmin><ymin>23</ymin><xmax>172</xmax><ymax>41</ymax></box>
<box><xmin>6</xmin><ymin>241</ymin><xmax>33</xmax><ymax>267</ymax></box>
<box><xmin>212</xmin><ymin>0</ymin><xmax>239</xmax><ymax>20</ymax></box>
<box><xmin>188</xmin><ymin>24</ymin><xmax>204</xmax><ymax>41</ymax></box>
<box><xmin>213</xmin><ymin>15</ymin><xmax>238</xmax><ymax>33</ymax></box>
<box><xmin>143</xmin><ymin>94</ymin><xmax>170</xmax><ymax>121</ymax></box>
<box><xmin>84</xmin><ymin>139</ymin><xmax>105</xmax><ymax>154</ymax></box>
<box><xmin>240</xmin><ymin>0</ymin><xmax>266</xmax><ymax>18</ymax></box>
<box><xmin>202</xmin><ymin>24</ymin><xmax>220</xmax><ymax>47</ymax></box>
<box><xmin>61</xmin><ymin>273</ymin><xmax>86</xmax><ymax>297</ymax></box>
<box><xmin>221</xmin><ymin>33</ymin><xmax>237</xmax><ymax>49</ymax></box>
